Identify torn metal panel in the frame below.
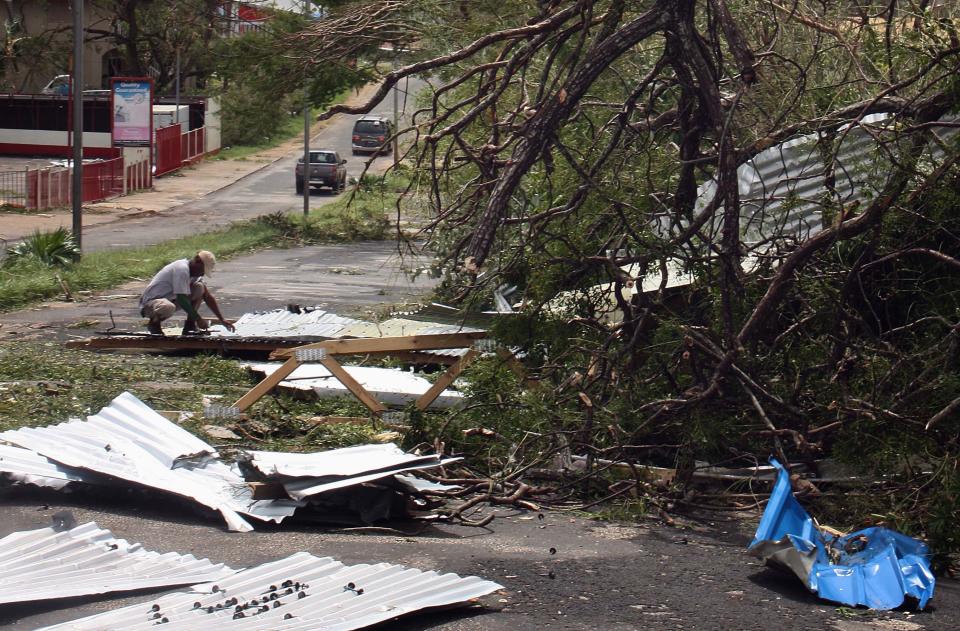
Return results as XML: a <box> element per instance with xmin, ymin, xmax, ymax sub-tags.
<box><xmin>40</xmin><ymin>551</ymin><xmax>502</xmax><ymax>630</ymax></box>
<box><xmin>748</xmin><ymin>458</ymin><xmax>936</xmax><ymax>610</ymax></box>
<box><xmin>281</xmin><ymin>456</ymin><xmax>462</xmax><ymax>501</ymax></box>
<box><xmin>0</xmin><ymin>391</ymin><xmax>216</xmax><ymax>468</ymax></box>
<box><xmin>0</xmin><ymin>443</ymin><xmax>103</xmax><ymax>490</ymax></box>
<box><xmin>208</xmin><ymin>307</ymin><xmax>364</xmax><ymax>339</ymax></box>
<box><xmin>246</xmin><ymin>444</ymin><xmax>443</xmax><ymax>479</ymax></box>
<box><xmin>0</xmin><ymin>522</ymin><xmax>234</xmax><ymax>605</ymax></box>
<box><xmin>393</xmin><ymin>474</ymin><xmax>462</xmax><ymax>494</ymax></box>
<box><xmin>0</xmin><ymin>392</ymin><xmax>298</xmax><ymax>532</ymax></box>
<box><xmin>243</xmin><ymin>362</ymin><xmax>464</xmax><ymax>409</ymax></box>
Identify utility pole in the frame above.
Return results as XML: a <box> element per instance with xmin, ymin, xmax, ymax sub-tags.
<box><xmin>302</xmin><ymin>0</ymin><xmax>311</xmax><ymax>217</ymax></box>
<box><xmin>71</xmin><ymin>0</ymin><xmax>84</xmax><ymax>251</ymax></box>
<box><xmin>392</xmin><ymin>47</ymin><xmax>399</xmax><ymax>167</ymax></box>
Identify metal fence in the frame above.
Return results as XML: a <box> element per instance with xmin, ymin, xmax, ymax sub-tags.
<box><xmin>0</xmin><ymin>156</ymin><xmax>131</xmax><ymax>210</ymax></box>
<box><xmin>0</xmin><ymin>169</ymin><xmax>27</xmax><ymax>207</ymax></box>
<box><xmin>155</xmin><ymin>125</ymin><xmax>206</xmax><ymax>177</ymax></box>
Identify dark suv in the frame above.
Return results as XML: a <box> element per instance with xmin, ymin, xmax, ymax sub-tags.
<box><xmin>351</xmin><ymin>116</ymin><xmax>394</xmax><ymax>155</ymax></box>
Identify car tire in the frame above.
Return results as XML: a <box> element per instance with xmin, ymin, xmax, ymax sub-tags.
<box><xmin>295</xmin><ymin>178</ymin><xmax>303</xmax><ymax>195</ymax></box>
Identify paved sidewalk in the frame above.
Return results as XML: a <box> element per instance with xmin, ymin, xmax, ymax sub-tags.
<box><xmin>0</xmin><ymin>83</ymin><xmax>379</xmax><ymax>245</ymax></box>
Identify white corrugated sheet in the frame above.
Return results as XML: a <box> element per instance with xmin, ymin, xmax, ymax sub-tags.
<box><xmin>247</xmin><ymin>444</ymin><xmax>441</xmax><ymax>478</ymax></box>
<box><xmin>0</xmin><ymin>443</ymin><xmax>98</xmax><ymax>490</ymax></box>
<box><xmin>0</xmin><ymin>392</ymin><xmax>299</xmax><ymax>533</ymax></box>
<box><xmin>243</xmin><ymin>362</ymin><xmax>464</xmax><ymax>409</ymax></box>
<box><xmin>0</xmin><ymin>522</ymin><xmax>233</xmax><ymax>604</ymax></box>
<box><xmin>39</xmin><ymin>551</ymin><xmax>502</xmax><ymax>630</ymax></box>
<box><xmin>243</xmin><ymin>444</ymin><xmax>459</xmax><ymax>500</ymax></box>
<box><xmin>208</xmin><ymin>307</ymin><xmax>364</xmax><ymax>339</ymax></box>
<box><xmin>553</xmin><ymin>114</ymin><xmax>960</xmax><ymax>321</ymax></box>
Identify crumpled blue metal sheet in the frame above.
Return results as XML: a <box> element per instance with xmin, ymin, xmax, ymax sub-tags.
<box><xmin>749</xmin><ymin>458</ymin><xmax>935</xmax><ymax>610</ymax></box>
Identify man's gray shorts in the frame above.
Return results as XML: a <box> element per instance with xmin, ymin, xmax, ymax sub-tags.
<box><xmin>140</xmin><ymin>281</ymin><xmax>205</xmax><ymax>321</ymax></box>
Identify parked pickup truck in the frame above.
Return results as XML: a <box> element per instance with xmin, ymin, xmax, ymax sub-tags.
<box><xmin>295</xmin><ymin>150</ymin><xmax>347</xmax><ymax>194</ymax></box>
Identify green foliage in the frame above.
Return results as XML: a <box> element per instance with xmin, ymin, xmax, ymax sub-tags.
<box><xmin>220</xmin><ymin>83</ymin><xmax>297</xmax><ymax>147</ymax></box>
<box><xmin>213</xmin><ymin>10</ymin><xmax>368</xmax><ymax>147</ymax></box>
<box><xmin>4</xmin><ymin>227</ymin><xmax>80</xmax><ymax>267</ymax></box>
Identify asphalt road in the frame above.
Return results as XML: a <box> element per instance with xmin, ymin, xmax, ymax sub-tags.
<box><xmin>84</xmin><ymin>76</ymin><xmax>425</xmax><ymax>251</ymax></box>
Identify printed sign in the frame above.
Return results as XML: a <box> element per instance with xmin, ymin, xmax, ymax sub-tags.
<box><xmin>111</xmin><ymin>78</ymin><xmax>152</xmax><ymax>147</ymax></box>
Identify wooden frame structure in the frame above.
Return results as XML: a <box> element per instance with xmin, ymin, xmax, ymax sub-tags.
<box><xmin>233</xmin><ymin>331</ymin><xmax>488</xmax><ymax>415</ymax></box>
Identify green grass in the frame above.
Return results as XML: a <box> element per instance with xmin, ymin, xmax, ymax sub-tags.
<box><xmin>0</xmin><ymin>343</ymin><xmax>385</xmax><ymax>453</ymax></box>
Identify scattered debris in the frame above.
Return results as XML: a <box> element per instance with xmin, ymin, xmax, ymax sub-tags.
<box><xmin>240</xmin><ymin>444</ymin><xmax>460</xmax><ymax>501</ymax></box>
<box><xmin>202</xmin><ymin>424</ymin><xmax>242</xmax><ymax>441</ymax></box>
<box><xmin>0</xmin><ymin>522</ymin><xmax>233</xmax><ymax>604</ymax></box>
<box><xmin>748</xmin><ymin>459</ymin><xmax>935</xmax><ymax>610</ymax></box>
<box><xmin>37</xmin><ymin>551</ymin><xmax>503</xmax><ymax>630</ymax></box>
<box><xmin>0</xmin><ymin>393</ymin><xmax>456</xmax><ymax>532</ymax></box>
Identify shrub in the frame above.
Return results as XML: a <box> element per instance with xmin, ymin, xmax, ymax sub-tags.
<box><xmin>3</xmin><ymin>227</ymin><xmax>80</xmax><ymax>267</ymax></box>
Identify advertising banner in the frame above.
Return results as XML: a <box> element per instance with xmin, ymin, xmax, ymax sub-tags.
<box><xmin>111</xmin><ymin>78</ymin><xmax>153</xmax><ymax>147</ymax></box>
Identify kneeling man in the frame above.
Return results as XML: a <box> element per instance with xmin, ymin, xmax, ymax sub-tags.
<box><xmin>139</xmin><ymin>250</ymin><xmax>235</xmax><ymax>335</ymax></box>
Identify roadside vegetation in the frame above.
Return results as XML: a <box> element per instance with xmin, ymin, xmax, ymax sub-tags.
<box><xmin>0</xmin><ymin>191</ymin><xmax>396</xmax><ymax>312</ymax></box>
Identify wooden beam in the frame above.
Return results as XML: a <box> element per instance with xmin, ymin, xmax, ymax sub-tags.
<box><xmin>233</xmin><ymin>356</ymin><xmax>300</xmax><ymax>411</ymax></box>
<box><xmin>67</xmin><ymin>336</ymin><xmax>296</xmax><ymax>352</ymax></box>
<box><xmin>272</xmin><ymin>332</ymin><xmax>487</xmax><ymax>357</ymax></box>
<box><xmin>415</xmin><ymin>348</ymin><xmax>479</xmax><ymax>411</ymax></box>
<box><xmin>319</xmin><ymin>356</ymin><xmax>387</xmax><ymax>414</ymax></box>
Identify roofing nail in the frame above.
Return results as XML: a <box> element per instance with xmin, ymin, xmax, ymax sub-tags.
<box><xmin>548</xmin><ymin>571</ymin><xmax>556</xmax><ymax>579</ymax></box>
<box><xmin>269</xmin><ymin>584</ymin><xmax>277</xmax><ymax>591</ymax></box>
<box><xmin>549</xmin><ymin>547</ymin><xmax>557</xmax><ymax>555</ymax></box>
<box><xmin>150</xmin><ymin>605</ymin><xmax>160</xmax><ymax>612</ymax></box>
<box><xmin>233</xmin><ymin>612</ymin><xmax>245</xmax><ymax>620</ymax></box>
<box><xmin>297</xmin><ymin>591</ymin><xmax>307</xmax><ymax>599</ymax></box>
<box><xmin>273</xmin><ymin>601</ymin><xmax>282</xmax><ymax>608</ymax></box>
<box><xmin>192</xmin><ymin>602</ymin><xmax>201</xmax><ymax>610</ymax></box>
<box><xmin>281</xmin><ymin>580</ymin><xmax>293</xmax><ymax>588</ymax></box>
<box><xmin>211</xmin><ymin>585</ymin><xmax>221</xmax><ymax>593</ymax></box>
<box><xmin>284</xmin><ymin>613</ymin><xmax>294</xmax><ymax>620</ymax></box>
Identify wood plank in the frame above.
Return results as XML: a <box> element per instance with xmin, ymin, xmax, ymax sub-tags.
<box><xmin>67</xmin><ymin>336</ymin><xmax>295</xmax><ymax>352</ymax></box>
<box><xmin>415</xmin><ymin>348</ymin><xmax>479</xmax><ymax>411</ymax></box>
<box><xmin>272</xmin><ymin>332</ymin><xmax>487</xmax><ymax>357</ymax></box>
<box><xmin>319</xmin><ymin>356</ymin><xmax>388</xmax><ymax>414</ymax></box>
<box><xmin>233</xmin><ymin>356</ymin><xmax>300</xmax><ymax>411</ymax></box>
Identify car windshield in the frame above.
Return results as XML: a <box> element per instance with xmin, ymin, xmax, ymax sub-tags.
<box><xmin>354</xmin><ymin>120</ymin><xmax>385</xmax><ymax>133</ymax></box>
<box><xmin>309</xmin><ymin>152</ymin><xmax>336</xmax><ymax>163</ymax></box>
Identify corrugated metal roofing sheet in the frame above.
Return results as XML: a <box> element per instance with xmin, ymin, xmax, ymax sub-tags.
<box><xmin>40</xmin><ymin>551</ymin><xmax>502</xmax><ymax>630</ymax></box>
<box><xmin>281</xmin><ymin>456</ymin><xmax>462</xmax><ymax>500</ymax></box>
<box><xmin>0</xmin><ymin>392</ymin><xmax>299</xmax><ymax>533</ymax></box>
<box><xmin>0</xmin><ymin>522</ymin><xmax>234</xmax><ymax>605</ymax></box>
<box><xmin>0</xmin><ymin>443</ymin><xmax>99</xmax><ymax>490</ymax></box>
<box><xmin>246</xmin><ymin>444</ymin><xmax>442</xmax><ymax>479</ymax></box>
<box><xmin>243</xmin><ymin>362</ymin><xmax>464</xmax><ymax>409</ymax></box>
<box><xmin>208</xmin><ymin>307</ymin><xmax>364</xmax><ymax>339</ymax></box>
<box><xmin>243</xmin><ymin>444</ymin><xmax>459</xmax><ymax>501</ymax></box>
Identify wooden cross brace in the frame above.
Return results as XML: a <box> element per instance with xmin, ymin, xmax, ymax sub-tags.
<box><xmin>233</xmin><ymin>332</ymin><xmax>487</xmax><ymax>416</ymax></box>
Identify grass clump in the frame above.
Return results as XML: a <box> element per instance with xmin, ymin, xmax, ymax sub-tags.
<box><xmin>3</xmin><ymin>227</ymin><xmax>80</xmax><ymax>267</ymax></box>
